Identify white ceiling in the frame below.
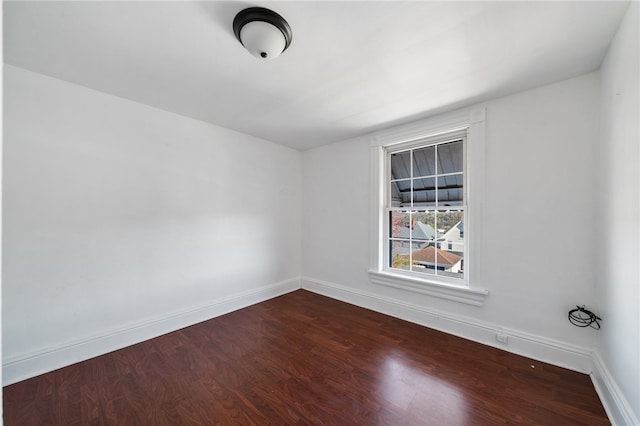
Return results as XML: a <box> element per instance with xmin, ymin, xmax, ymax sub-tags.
<box><xmin>3</xmin><ymin>1</ymin><xmax>629</xmax><ymax>150</ymax></box>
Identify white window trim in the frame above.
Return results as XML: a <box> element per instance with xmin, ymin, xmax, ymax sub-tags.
<box><xmin>369</xmin><ymin>107</ymin><xmax>489</xmax><ymax>306</ymax></box>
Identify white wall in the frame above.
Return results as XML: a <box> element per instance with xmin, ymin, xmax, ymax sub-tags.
<box><xmin>595</xmin><ymin>3</ymin><xmax>639</xmax><ymax>424</ymax></box>
<box><xmin>2</xmin><ymin>65</ymin><xmax>302</xmax><ymax>384</ymax></box>
<box><xmin>303</xmin><ymin>72</ymin><xmax>601</xmax><ymax>369</ymax></box>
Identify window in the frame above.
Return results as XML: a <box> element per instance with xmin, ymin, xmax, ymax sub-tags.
<box><xmin>369</xmin><ymin>108</ymin><xmax>488</xmax><ymax>306</ymax></box>
<box><xmin>386</xmin><ymin>131</ymin><xmax>466</xmax><ymax>281</ymax></box>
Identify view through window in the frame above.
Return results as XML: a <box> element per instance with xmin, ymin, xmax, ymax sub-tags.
<box><xmin>387</xmin><ymin>136</ymin><xmax>466</xmax><ymax>279</ymax></box>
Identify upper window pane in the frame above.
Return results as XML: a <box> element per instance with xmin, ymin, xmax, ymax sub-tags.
<box><xmin>437</xmin><ymin>174</ymin><xmax>463</xmax><ymax>205</ymax></box>
<box><xmin>412</xmin><ymin>177</ymin><xmax>436</xmax><ymax>206</ymax></box>
<box><xmin>437</xmin><ymin>140</ymin><xmax>463</xmax><ymax>174</ymax></box>
<box><xmin>390</xmin><ymin>151</ymin><xmax>411</xmax><ymax>180</ymax></box>
<box><xmin>391</xmin><ymin>179</ymin><xmax>411</xmax><ymax>207</ymax></box>
<box><xmin>390</xmin><ymin>138</ymin><xmax>464</xmax><ymax>208</ymax></box>
<box><xmin>412</xmin><ymin>146</ymin><xmax>436</xmax><ymax>177</ymax></box>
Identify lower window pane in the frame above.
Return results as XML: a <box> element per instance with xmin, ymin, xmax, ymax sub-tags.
<box><xmin>389</xmin><ymin>239</ymin><xmax>411</xmax><ymax>270</ymax></box>
<box><xmin>389</xmin><ymin>211</ymin><xmax>410</xmax><ymax>239</ymax></box>
<box><xmin>435</xmin><ymin>211</ymin><xmax>464</xmax><ymax>278</ymax></box>
<box><xmin>389</xmin><ymin>210</ymin><xmax>464</xmax><ymax>279</ymax></box>
<box><xmin>411</xmin><ymin>241</ymin><xmax>437</xmax><ymax>275</ymax></box>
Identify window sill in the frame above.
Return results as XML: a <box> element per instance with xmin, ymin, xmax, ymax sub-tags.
<box><xmin>368</xmin><ymin>270</ymin><xmax>488</xmax><ymax>306</ymax></box>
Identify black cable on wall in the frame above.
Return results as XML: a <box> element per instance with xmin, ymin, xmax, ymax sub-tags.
<box><xmin>568</xmin><ymin>305</ymin><xmax>601</xmax><ymax>329</ymax></box>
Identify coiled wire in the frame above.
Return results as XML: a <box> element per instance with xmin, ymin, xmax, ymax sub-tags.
<box><xmin>568</xmin><ymin>305</ymin><xmax>601</xmax><ymax>329</ymax></box>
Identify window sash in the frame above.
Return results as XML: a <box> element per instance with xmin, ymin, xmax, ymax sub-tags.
<box><xmin>386</xmin><ymin>136</ymin><xmax>467</xmax><ymax>209</ymax></box>
<box><xmin>384</xmin><ymin>207</ymin><xmax>466</xmax><ymax>280</ymax></box>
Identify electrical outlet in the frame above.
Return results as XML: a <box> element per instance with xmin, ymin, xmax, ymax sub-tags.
<box><xmin>496</xmin><ymin>333</ymin><xmax>508</xmax><ymax>344</ymax></box>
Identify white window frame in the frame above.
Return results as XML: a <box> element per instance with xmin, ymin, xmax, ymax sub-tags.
<box><xmin>384</xmin><ymin>130</ymin><xmax>468</xmax><ymax>282</ymax></box>
<box><xmin>369</xmin><ymin>108</ymin><xmax>488</xmax><ymax>306</ymax></box>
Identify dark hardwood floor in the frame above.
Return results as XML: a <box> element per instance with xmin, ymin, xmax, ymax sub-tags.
<box><xmin>4</xmin><ymin>290</ymin><xmax>609</xmax><ymax>425</ymax></box>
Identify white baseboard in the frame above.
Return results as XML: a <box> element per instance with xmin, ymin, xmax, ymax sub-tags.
<box><xmin>591</xmin><ymin>352</ymin><xmax>639</xmax><ymax>426</ymax></box>
<box><xmin>3</xmin><ymin>278</ymin><xmax>301</xmax><ymax>386</ymax></box>
<box><xmin>301</xmin><ymin>276</ymin><xmax>593</xmax><ymax>374</ymax></box>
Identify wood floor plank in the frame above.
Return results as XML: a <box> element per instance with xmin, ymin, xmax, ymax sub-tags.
<box><xmin>3</xmin><ymin>290</ymin><xmax>610</xmax><ymax>425</ymax></box>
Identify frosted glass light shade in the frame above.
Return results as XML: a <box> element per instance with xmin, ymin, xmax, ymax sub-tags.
<box><xmin>240</xmin><ymin>21</ymin><xmax>286</xmax><ymax>60</ymax></box>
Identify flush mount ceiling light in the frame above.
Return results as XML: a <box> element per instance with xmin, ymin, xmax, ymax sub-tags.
<box><xmin>233</xmin><ymin>7</ymin><xmax>292</xmax><ymax>60</ymax></box>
